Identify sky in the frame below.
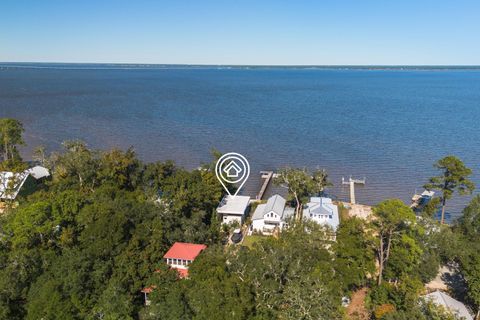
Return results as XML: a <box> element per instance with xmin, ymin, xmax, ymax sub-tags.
<box><xmin>1</xmin><ymin>0</ymin><xmax>480</xmax><ymax>65</ymax></box>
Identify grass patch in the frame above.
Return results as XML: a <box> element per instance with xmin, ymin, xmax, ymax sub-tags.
<box><xmin>242</xmin><ymin>235</ymin><xmax>266</xmax><ymax>248</ymax></box>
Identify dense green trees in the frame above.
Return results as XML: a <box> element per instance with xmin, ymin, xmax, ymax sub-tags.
<box><xmin>0</xmin><ymin>118</ymin><xmax>25</xmax><ymax>169</ymax></box>
<box><xmin>370</xmin><ymin>199</ymin><xmax>417</xmax><ymax>285</ymax></box>
<box><xmin>144</xmin><ymin>224</ymin><xmax>343</xmax><ymax>320</ymax></box>
<box><xmin>333</xmin><ymin>217</ymin><xmax>375</xmax><ymax>292</ymax></box>
<box><xmin>455</xmin><ymin>195</ymin><xmax>480</xmax><ymax>319</ymax></box>
<box><xmin>0</xmin><ymin>139</ymin><xmax>225</xmax><ymax>319</ymax></box>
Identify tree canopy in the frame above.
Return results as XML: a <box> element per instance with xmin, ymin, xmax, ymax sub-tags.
<box><xmin>425</xmin><ymin>156</ymin><xmax>475</xmax><ymax>224</ymax></box>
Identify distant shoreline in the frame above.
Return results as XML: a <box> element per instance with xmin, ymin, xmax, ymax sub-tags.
<box><xmin>1</xmin><ymin>62</ymin><xmax>480</xmax><ymax>71</ymax></box>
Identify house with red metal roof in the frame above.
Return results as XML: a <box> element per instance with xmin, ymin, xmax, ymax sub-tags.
<box><xmin>163</xmin><ymin>242</ymin><xmax>207</xmax><ymax>273</ymax></box>
<box><xmin>141</xmin><ymin>242</ymin><xmax>207</xmax><ymax>305</ymax></box>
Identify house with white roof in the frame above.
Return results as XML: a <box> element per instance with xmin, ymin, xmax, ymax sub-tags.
<box><xmin>0</xmin><ymin>166</ymin><xmax>50</xmax><ymax>201</ymax></box>
<box><xmin>217</xmin><ymin>195</ymin><xmax>251</xmax><ymax>225</ymax></box>
<box><xmin>251</xmin><ymin>194</ymin><xmax>295</xmax><ymax>235</ymax></box>
<box><xmin>0</xmin><ymin>171</ymin><xmax>30</xmax><ymax>201</ymax></box>
<box><xmin>27</xmin><ymin>165</ymin><xmax>50</xmax><ymax>180</ymax></box>
<box><xmin>424</xmin><ymin>291</ymin><xmax>473</xmax><ymax>320</ymax></box>
<box><xmin>303</xmin><ymin>197</ymin><xmax>340</xmax><ymax>231</ymax></box>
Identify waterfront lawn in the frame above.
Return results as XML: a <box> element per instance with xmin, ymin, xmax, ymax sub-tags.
<box><xmin>242</xmin><ymin>235</ymin><xmax>266</xmax><ymax>248</ymax></box>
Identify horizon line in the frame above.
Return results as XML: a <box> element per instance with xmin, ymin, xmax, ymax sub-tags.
<box><xmin>1</xmin><ymin>61</ymin><xmax>480</xmax><ymax>68</ymax></box>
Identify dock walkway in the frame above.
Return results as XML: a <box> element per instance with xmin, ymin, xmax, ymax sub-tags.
<box><xmin>256</xmin><ymin>171</ymin><xmax>273</xmax><ymax>200</ymax></box>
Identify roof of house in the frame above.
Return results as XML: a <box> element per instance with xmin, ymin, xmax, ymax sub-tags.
<box><xmin>163</xmin><ymin>242</ymin><xmax>207</xmax><ymax>261</ymax></box>
<box><xmin>425</xmin><ymin>291</ymin><xmax>473</xmax><ymax>320</ymax></box>
<box><xmin>252</xmin><ymin>194</ymin><xmax>295</xmax><ymax>221</ymax></box>
<box><xmin>308</xmin><ymin>197</ymin><xmax>334</xmax><ymax>215</ymax></box>
<box><xmin>0</xmin><ymin>171</ymin><xmax>30</xmax><ymax>200</ymax></box>
<box><xmin>0</xmin><ymin>166</ymin><xmax>50</xmax><ymax>200</ymax></box>
<box><xmin>27</xmin><ymin>166</ymin><xmax>50</xmax><ymax>180</ymax></box>
<box><xmin>252</xmin><ymin>203</ymin><xmax>267</xmax><ymax>220</ymax></box>
<box><xmin>303</xmin><ymin>197</ymin><xmax>340</xmax><ymax>230</ymax></box>
<box><xmin>264</xmin><ymin>194</ymin><xmax>286</xmax><ymax>216</ymax></box>
<box><xmin>217</xmin><ymin>195</ymin><xmax>250</xmax><ymax>215</ymax></box>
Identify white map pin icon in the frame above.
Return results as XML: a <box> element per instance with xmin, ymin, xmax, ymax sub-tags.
<box><xmin>215</xmin><ymin>152</ymin><xmax>250</xmax><ymax>197</ymax></box>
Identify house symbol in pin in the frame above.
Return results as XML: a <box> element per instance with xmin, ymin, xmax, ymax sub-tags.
<box><xmin>223</xmin><ymin>161</ymin><xmax>242</xmax><ymax>178</ymax></box>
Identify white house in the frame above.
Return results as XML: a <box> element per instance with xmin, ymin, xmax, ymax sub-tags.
<box><xmin>303</xmin><ymin>197</ymin><xmax>340</xmax><ymax>231</ymax></box>
<box><xmin>251</xmin><ymin>194</ymin><xmax>294</xmax><ymax>235</ymax></box>
<box><xmin>424</xmin><ymin>291</ymin><xmax>473</xmax><ymax>320</ymax></box>
<box><xmin>217</xmin><ymin>195</ymin><xmax>251</xmax><ymax>225</ymax></box>
<box><xmin>0</xmin><ymin>166</ymin><xmax>50</xmax><ymax>201</ymax></box>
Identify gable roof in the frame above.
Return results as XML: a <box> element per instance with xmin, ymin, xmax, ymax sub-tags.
<box><xmin>252</xmin><ymin>194</ymin><xmax>294</xmax><ymax>221</ymax></box>
<box><xmin>252</xmin><ymin>203</ymin><xmax>267</xmax><ymax>220</ymax></box>
<box><xmin>0</xmin><ymin>171</ymin><xmax>30</xmax><ymax>200</ymax></box>
<box><xmin>0</xmin><ymin>166</ymin><xmax>50</xmax><ymax>200</ymax></box>
<box><xmin>425</xmin><ymin>291</ymin><xmax>473</xmax><ymax>320</ymax></box>
<box><xmin>264</xmin><ymin>194</ymin><xmax>286</xmax><ymax>216</ymax></box>
<box><xmin>163</xmin><ymin>242</ymin><xmax>207</xmax><ymax>261</ymax></box>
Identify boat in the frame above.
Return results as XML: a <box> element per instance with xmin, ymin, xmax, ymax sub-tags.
<box><xmin>410</xmin><ymin>189</ymin><xmax>435</xmax><ymax>210</ymax></box>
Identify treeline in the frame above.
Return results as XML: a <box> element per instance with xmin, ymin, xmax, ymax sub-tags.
<box><xmin>0</xmin><ymin>118</ymin><xmax>479</xmax><ymax>320</ymax></box>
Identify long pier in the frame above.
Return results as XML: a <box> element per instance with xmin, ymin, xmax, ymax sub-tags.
<box><xmin>256</xmin><ymin>171</ymin><xmax>273</xmax><ymax>200</ymax></box>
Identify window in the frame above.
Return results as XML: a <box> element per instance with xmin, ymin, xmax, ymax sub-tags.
<box><xmin>329</xmin><ymin>215</ymin><xmax>333</xmax><ymax>219</ymax></box>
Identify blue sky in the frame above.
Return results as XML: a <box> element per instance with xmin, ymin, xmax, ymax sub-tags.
<box><xmin>1</xmin><ymin>0</ymin><xmax>479</xmax><ymax>65</ymax></box>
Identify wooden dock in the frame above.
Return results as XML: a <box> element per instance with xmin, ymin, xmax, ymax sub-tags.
<box><xmin>256</xmin><ymin>171</ymin><xmax>273</xmax><ymax>200</ymax></box>
<box><xmin>342</xmin><ymin>176</ymin><xmax>366</xmax><ymax>205</ymax></box>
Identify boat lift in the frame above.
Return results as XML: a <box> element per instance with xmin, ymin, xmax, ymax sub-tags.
<box><xmin>342</xmin><ymin>176</ymin><xmax>366</xmax><ymax>204</ymax></box>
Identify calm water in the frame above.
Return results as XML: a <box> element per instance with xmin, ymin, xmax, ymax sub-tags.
<box><xmin>1</xmin><ymin>64</ymin><xmax>479</xmax><ymax>218</ymax></box>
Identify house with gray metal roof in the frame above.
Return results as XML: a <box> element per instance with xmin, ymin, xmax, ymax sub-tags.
<box><xmin>302</xmin><ymin>197</ymin><xmax>340</xmax><ymax>231</ymax></box>
<box><xmin>424</xmin><ymin>291</ymin><xmax>473</xmax><ymax>320</ymax></box>
<box><xmin>251</xmin><ymin>194</ymin><xmax>294</xmax><ymax>235</ymax></box>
